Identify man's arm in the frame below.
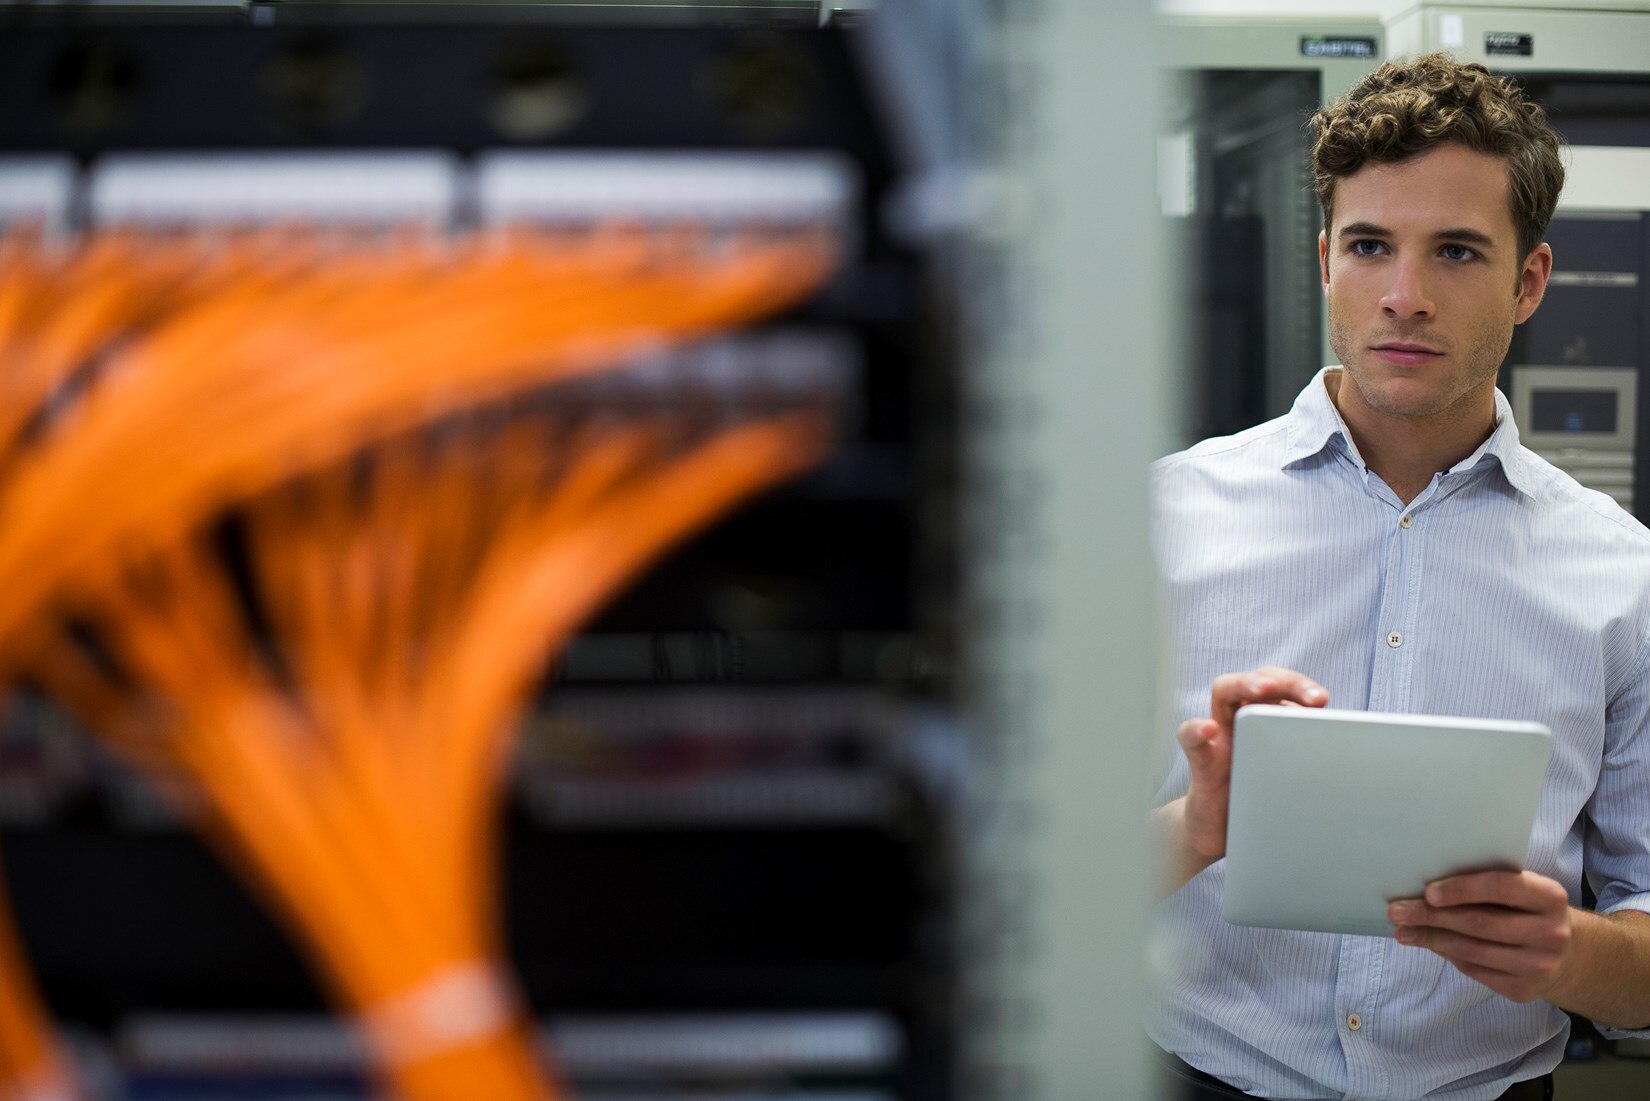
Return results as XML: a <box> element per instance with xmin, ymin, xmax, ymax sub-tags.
<box><xmin>1154</xmin><ymin>667</ymin><xmax>1329</xmax><ymax>898</ymax></box>
<box><xmin>1391</xmin><ymin>873</ymin><xmax>1650</xmax><ymax>1029</ymax></box>
<box><xmin>1392</xmin><ymin>616</ymin><xmax>1650</xmax><ymax>1028</ymax></box>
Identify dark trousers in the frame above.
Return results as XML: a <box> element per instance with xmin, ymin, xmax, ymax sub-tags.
<box><xmin>1160</xmin><ymin>1050</ymin><xmax>1554</xmax><ymax>1100</ymax></box>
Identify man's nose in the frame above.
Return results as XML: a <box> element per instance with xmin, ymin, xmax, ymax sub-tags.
<box><xmin>1380</xmin><ymin>257</ymin><xmax>1435</xmax><ymax>319</ymax></box>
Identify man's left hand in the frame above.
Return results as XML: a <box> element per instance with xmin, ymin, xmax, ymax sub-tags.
<box><xmin>1389</xmin><ymin>870</ymin><xmax>1573</xmax><ymax>1003</ymax></box>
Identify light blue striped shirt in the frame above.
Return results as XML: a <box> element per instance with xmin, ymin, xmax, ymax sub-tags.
<box><xmin>1149</xmin><ymin>368</ymin><xmax>1650</xmax><ymax>1099</ymax></box>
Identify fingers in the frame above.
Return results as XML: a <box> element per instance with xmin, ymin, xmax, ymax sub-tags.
<box><xmin>1181</xmin><ymin>665</ymin><xmax>1326</xmax><ymax>789</ymax></box>
<box><xmin>1389</xmin><ymin>871</ymin><xmax>1574</xmax><ymax>1003</ymax></box>
<box><xmin>1417</xmin><ymin>870</ymin><xmax>1569</xmax><ymax>912</ymax></box>
<box><xmin>1390</xmin><ymin>904</ymin><xmax>1565</xmax><ymax>953</ymax></box>
<box><xmin>1175</xmin><ymin>717</ymin><xmax>1232</xmax><ymax>864</ymax></box>
<box><xmin>1176</xmin><ymin>717</ymin><xmax>1230</xmax><ymax>789</ymax></box>
<box><xmin>1388</xmin><ymin>872</ymin><xmax>1570</xmax><ymax>944</ymax></box>
<box><xmin>1393</xmin><ymin>925</ymin><xmax>1561</xmax><ymax>1002</ymax></box>
<box><xmin>1171</xmin><ymin>667</ymin><xmax>1326</xmax><ymax>872</ymax></box>
<box><xmin>1176</xmin><ymin>716</ymin><xmax>1221</xmax><ymax>755</ymax></box>
<box><xmin>1209</xmin><ymin>667</ymin><xmax>1328</xmax><ymax>728</ymax></box>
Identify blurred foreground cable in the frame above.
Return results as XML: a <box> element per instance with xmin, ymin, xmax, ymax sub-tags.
<box><xmin>0</xmin><ymin>219</ymin><xmax>839</xmax><ymax>1101</ymax></box>
<box><xmin>0</xmin><ymin>223</ymin><xmax>834</xmax><ymax>650</ymax></box>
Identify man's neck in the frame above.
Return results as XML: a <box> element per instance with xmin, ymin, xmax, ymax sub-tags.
<box><xmin>1325</xmin><ymin>371</ymin><xmax>1498</xmax><ymax>506</ymax></box>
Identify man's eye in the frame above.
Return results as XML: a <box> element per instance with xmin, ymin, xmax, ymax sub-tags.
<box><xmin>1351</xmin><ymin>239</ymin><xmax>1383</xmax><ymax>256</ymax></box>
<box><xmin>1441</xmin><ymin>244</ymin><xmax>1476</xmax><ymax>261</ymax></box>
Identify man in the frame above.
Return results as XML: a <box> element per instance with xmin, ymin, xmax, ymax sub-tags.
<box><xmin>1150</xmin><ymin>54</ymin><xmax>1650</xmax><ymax>1100</ymax></box>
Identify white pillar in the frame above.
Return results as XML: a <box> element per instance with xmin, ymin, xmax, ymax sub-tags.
<box><xmin>961</xmin><ymin>0</ymin><xmax>1173</xmax><ymax>1098</ymax></box>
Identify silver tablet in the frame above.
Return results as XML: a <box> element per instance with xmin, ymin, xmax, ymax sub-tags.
<box><xmin>1222</xmin><ymin>704</ymin><xmax>1554</xmax><ymax>937</ymax></box>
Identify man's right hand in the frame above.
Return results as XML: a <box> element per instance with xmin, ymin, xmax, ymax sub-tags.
<box><xmin>1157</xmin><ymin>666</ymin><xmax>1328</xmax><ymax>896</ymax></box>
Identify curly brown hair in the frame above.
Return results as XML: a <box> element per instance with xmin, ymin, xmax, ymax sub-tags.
<box><xmin>1308</xmin><ymin>53</ymin><xmax>1565</xmax><ymax>261</ymax></box>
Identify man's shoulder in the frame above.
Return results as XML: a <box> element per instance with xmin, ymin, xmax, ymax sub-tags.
<box><xmin>1513</xmin><ymin>446</ymin><xmax>1650</xmax><ymax>551</ymax></box>
<box><xmin>1152</xmin><ymin>413</ymin><xmax>1297</xmax><ymax>481</ymax></box>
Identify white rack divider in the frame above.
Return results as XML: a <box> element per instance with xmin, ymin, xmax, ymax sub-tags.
<box><xmin>88</xmin><ymin>150</ymin><xmax>462</xmax><ymax>225</ymax></box>
<box><xmin>121</xmin><ymin>1010</ymin><xmax>900</xmax><ymax>1076</ymax></box>
<box><xmin>0</xmin><ymin>155</ymin><xmax>77</xmax><ymax>228</ymax></box>
<box><xmin>476</xmin><ymin>150</ymin><xmax>858</xmax><ymax>225</ymax></box>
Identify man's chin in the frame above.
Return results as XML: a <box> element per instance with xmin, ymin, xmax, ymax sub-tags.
<box><xmin>1365</xmin><ymin>394</ymin><xmax>1449</xmax><ymax>419</ymax></box>
<box><xmin>1346</xmin><ymin>375</ymin><xmax>1449</xmax><ymax>419</ymax></box>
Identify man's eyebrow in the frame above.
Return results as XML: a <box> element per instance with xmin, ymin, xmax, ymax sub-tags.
<box><xmin>1337</xmin><ymin>222</ymin><xmax>1389</xmax><ymax>239</ymax></box>
<box><xmin>1434</xmin><ymin>227</ymin><xmax>1498</xmax><ymax>250</ymax></box>
<box><xmin>1336</xmin><ymin>221</ymin><xmax>1499</xmax><ymax>250</ymax></box>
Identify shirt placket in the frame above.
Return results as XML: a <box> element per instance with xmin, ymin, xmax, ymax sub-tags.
<box><xmin>1339</xmin><ymin>491</ymin><xmax>1428</xmax><ymax>1099</ymax></box>
<box><xmin>1365</xmin><ymin>490</ymin><xmax>1427</xmax><ymax>713</ymax></box>
<box><xmin>1336</xmin><ymin>933</ymin><xmax>1388</xmax><ymax>1100</ymax></box>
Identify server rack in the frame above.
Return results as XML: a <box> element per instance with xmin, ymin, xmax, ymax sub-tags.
<box><xmin>0</xmin><ymin>6</ymin><xmax>963</xmax><ymax>1099</ymax></box>
<box><xmin>1158</xmin><ymin>12</ymin><xmax>1384</xmax><ymax>442</ymax></box>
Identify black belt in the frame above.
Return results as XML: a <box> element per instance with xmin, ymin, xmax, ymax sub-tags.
<box><xmin>1160</xmin><ymin>1050</ymin><xmax>1553</xmax><ymax>1100</ymax></box>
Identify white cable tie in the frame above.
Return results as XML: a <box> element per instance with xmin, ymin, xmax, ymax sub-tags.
<box><xmin>359</xmin><ymin>962</ymin><xmax>520</xmax><ymax>1068</ymax></box>
<box><xmin>4</xmin><ymin>1054</ymin><xmax>79</xmax><ymax>1101</ymax></box>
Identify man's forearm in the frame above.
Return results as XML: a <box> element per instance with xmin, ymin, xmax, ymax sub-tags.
<box><xmin>1545</xmin><ymin>909</ymin><xmax>1650</xmax><ymax>1030</ymax></box>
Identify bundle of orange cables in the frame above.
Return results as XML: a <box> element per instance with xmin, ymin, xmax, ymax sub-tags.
<box><xmin>0</xmin><ymin>216</ymin><xmax>841</xmax><ymax>1101</ymax></box>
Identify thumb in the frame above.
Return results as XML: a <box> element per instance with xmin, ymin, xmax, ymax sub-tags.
<box><xmin>1177</xmin><ymin>718</ymin><xmax>1224</xmax><ymax>766</ymax></box>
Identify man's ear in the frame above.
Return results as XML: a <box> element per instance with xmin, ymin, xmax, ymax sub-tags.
<box><xmin>1318</xmin><ymin>230</ymin><xmax>1330</xmax><ymax>296</ymax></box>
<box><xmin>1514</xmin><ymin>242</ymin><xmax>1553</xmax><ymax>325</ymax></box>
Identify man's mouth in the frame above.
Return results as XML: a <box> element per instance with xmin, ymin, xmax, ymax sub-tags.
<box><xmin>1371</xmin><ymin>342</ymin><xmax>1445</xmax><ymax>366</ymax></box>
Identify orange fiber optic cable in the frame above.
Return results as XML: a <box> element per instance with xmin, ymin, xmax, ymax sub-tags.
<box><xmin>22</xmin><ymin>401</ymin><xmax>831</xmax><ymax>1101</ymax></box>
<box><xmin>0</xmin><ymin>223</ymin><xmax>836</xmax><ymax>655</ymax></box>
<box><xmin>2</xmin><ymin>217</ymin><xmax>841</xmax><ymax>1101</ymax></box>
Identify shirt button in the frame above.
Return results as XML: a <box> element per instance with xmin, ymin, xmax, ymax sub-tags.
<box><xmin>1346</xmin><ymin>1012</ymin><xmax>1363</xmax><ymax>1031</ymax></box>
<box><xmin>1400</xmin><ymin>514</ymin><xmax>1413</xmax><ymax>529</ymax></box>
<box><xmin>1387</xmin><ymin>631</ymin><xmax>1402</xmax><ymax>648</ymax></box>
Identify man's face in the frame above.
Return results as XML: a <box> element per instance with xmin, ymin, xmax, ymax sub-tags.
<box><xmin>1318</xmin><ymin>143</ymin><xmax>1551</xmax><ymax>425</ymax></box>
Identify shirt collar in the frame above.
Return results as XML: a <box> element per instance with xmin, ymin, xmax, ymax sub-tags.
<box><xmin>1280</xmin><ymin>367</ymin><xmax>1354</xmax><ymax>467</ymax></box>
<box><xmin>1281</xmin><ymin>367</ymin><xmax>1540</xmax><ymax>499</ymax></box>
